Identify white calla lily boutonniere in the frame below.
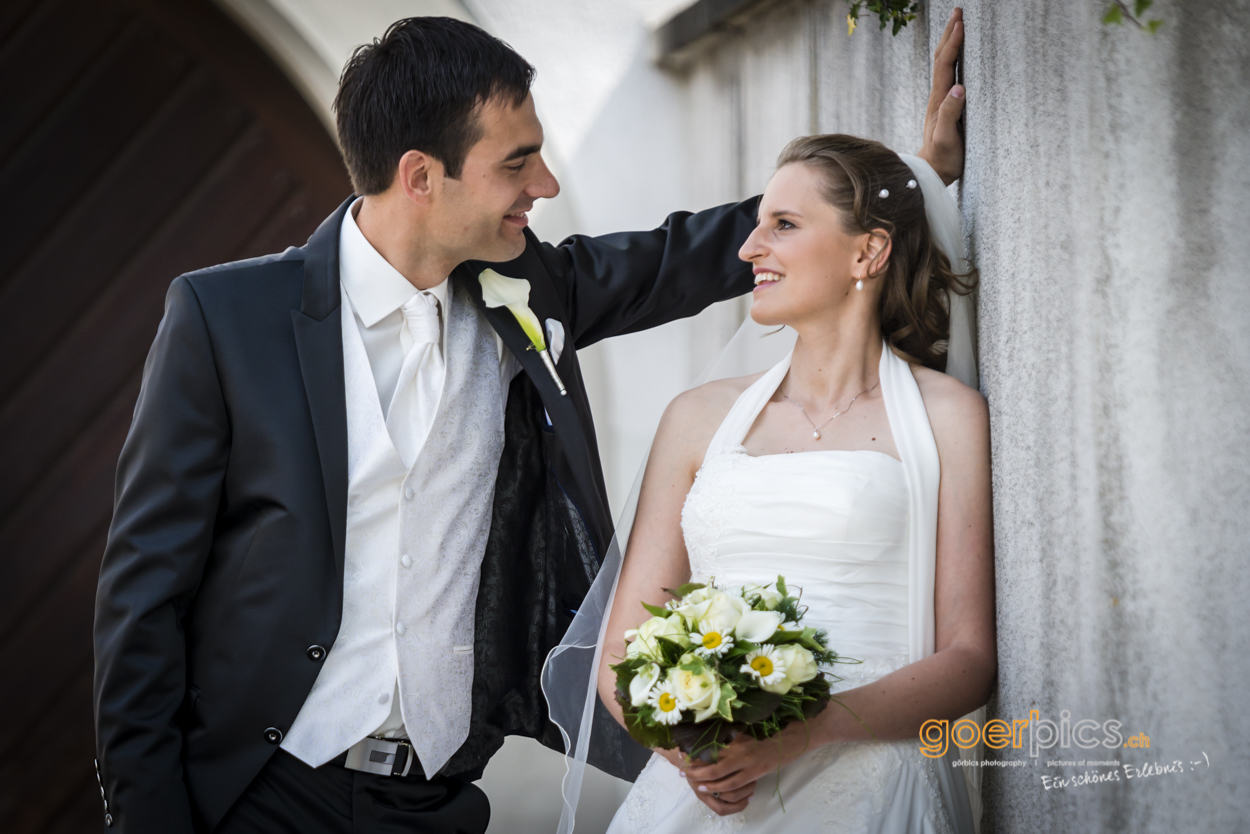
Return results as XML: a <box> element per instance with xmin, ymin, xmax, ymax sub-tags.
<box><xmin>478</xmin><ymin>268</ymin><xmax>566</xmax><ymax>396</ymax></box>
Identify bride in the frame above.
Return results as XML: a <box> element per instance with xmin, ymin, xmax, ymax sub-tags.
<box><xmin>593</xmin><ymin>129</ymin><xmax>996</xmax><ymax>833</ymax></box>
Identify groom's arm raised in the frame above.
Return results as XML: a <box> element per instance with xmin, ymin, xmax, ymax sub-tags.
<box><xmin>93</xmin><ymin>276</ymin><xmax>228</xmax><ymax>833</ymax></box>
<box><xmin>524</xmin><ymin>197</ymin><xmax>761</xmax><ymax>348</ymax></box>
<box><xmin>512</xmin><ymin>7</ymin><xmax>964</xmax><ymax>345</ymax></box>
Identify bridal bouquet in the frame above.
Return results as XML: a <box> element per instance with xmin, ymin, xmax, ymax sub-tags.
<box><xmin>611</xmin><ymin>576</ymin><xmax>851</xmax><ymax>763</ymax></box>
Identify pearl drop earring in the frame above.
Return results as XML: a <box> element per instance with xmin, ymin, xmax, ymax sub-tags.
<box><xmin>855</xmin><ymin>279</ymin><xmax>864</xmax><ymax>291</ymax></box>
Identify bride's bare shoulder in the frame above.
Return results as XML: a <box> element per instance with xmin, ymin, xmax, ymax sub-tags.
<box><xmin>654</xmin><ymin>372</ymin><xmax>764</xmax><ymax>452</ymax></box>
<box><xmin>668</xmin><ymin>373</ymin><xmax>762</xmax><ymax>422</ymax></box>
<box><xmin>910</xmin><ymin>364</ymin><xmax>989</xmax><ymax>449</ymax></box>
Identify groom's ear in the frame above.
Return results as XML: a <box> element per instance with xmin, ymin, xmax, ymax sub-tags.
<box><xmin>396</xmin><ymin>149</ymin><xmax>439</xmax><ymax>206</ymax></box>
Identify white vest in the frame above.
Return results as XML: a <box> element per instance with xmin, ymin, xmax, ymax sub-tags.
<box><xmin>283</xmin><ymin>281</ymin><xmax>505</xmax><ymax>777</ymax></box>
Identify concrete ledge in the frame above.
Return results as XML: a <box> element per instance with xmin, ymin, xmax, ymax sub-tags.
<box><xmin>653</xmin><ymin>0</ymin><xmax>783</xmax><ymax>69</ymax></box>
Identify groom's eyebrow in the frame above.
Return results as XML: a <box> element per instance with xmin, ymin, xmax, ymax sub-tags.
<box><xmin>502</xmin><ymin>143</ymin><xmax>542</xmax><ymax>162</ymax></box>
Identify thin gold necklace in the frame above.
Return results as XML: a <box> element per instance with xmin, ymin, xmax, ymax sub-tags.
<box><xmin>782</xmin><ymin>379</ymin><xmax>879</xmax><ymax>440</ymax></box>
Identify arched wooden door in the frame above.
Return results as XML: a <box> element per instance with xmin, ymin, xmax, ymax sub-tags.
<box><xmin>0</xmin><ymin>0</ymin><xmax>351</xmax><ymax>829</ymax></box>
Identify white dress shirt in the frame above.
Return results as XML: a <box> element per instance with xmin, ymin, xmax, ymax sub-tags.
<box><xmin>284</xmin><ymin>199</ymin><xmax>520</xmax><ymax>752</ymax></box>
<box><xmin>339</xmin><ymin>198</ymin><xmax>516</xmax><ymax>415</ymax></box>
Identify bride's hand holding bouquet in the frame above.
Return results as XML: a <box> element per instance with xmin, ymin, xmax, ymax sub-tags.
<box><xmin>610</xmin><ymin>577</ymin><xmax>867</xmax><ymax>813</ymax></box>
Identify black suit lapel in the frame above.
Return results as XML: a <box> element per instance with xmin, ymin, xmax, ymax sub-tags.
<box><xmin>292</xmin><ymin>197</ymin><xmax>353</xmax><ymax>578</ymax></box>
<box><xmin>455</xmin><ymin>265</ymin><xmax>600</xmax><ymax>506</ymax></box>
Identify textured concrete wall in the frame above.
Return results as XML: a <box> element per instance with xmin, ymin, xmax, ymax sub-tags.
<box><xmin>678</xmin><ymin>1</ymin><xmax>1250</xmax><ymax>830</ymax></box>
<box><xmin>962</xmin><ymin>2</ymin><xmax>1250</xmax><ymax>830</ymax></box>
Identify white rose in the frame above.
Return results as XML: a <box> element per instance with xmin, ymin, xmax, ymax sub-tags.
<box><xmin>629</xmin><ymin>662</ymin><xmax>662</xmax><ymax>707</ymax></box>
<box><xmin>681</xmin><ymin>586</ymin><xmax>715</xmax><ymax>605</ymax></box>
<box><xmin>778</xmin><ymin>644</ymin><xmax>820</xmax><ymax>687</ymax></box>
<box><xmin>734</xmin><ymin>609</ymin><xmax>784</xmax><ymax>643</ymax></box>
<box><xmin>699</xmin><ymin>591</ymin><xmax>750</xmax><ymax>635</ymax></box>
<box><xmin>625</xmin><ymin>614</ymin><xmax>690</xmax><ymax>659</ymax></box>
<box><xmin>671</xmin><ymin>597</ymin><xmax>713</xmax><ymax>624</ymax></box>
<box><xmin>668</xmin><ymin>660</ymin><xmax>722</xmax><ymax>722</ymax></box>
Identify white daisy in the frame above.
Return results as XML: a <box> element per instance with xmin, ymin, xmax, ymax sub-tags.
<box><xmin>775</xmin><ymin>620</ymin><xmax>801</xmax><ymax>633</ymax></box>
<box><xmin>647</xmin><ymin>680</ymin><xmax>685</xmax><ymax>725</ymax></box>
<box><xmin>740</xmin><ymin>645</ymin><xmax>788</xmax><ymax>686</ymax></box>
<box><xmin>691</xmin><ymin>628</ymin><xmax>734</xmax><ymax>658</ymax></box>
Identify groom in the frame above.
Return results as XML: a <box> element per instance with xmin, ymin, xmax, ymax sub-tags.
<box><xmin>93</xmin><ymin>13</ymin><xmax>966</xmax><ymax>834</ymax></box>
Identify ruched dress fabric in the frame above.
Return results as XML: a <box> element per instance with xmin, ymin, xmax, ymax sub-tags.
<box><xmin>606</xmin><ymin>349</ymin><xmax>975</xmax><ymax>834</ymax></box>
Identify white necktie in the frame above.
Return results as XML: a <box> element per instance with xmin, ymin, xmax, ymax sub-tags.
<box><xmin>386</xmin><ymin>292</ymin><xmax>444</xmax><ymax>469</ymax></box>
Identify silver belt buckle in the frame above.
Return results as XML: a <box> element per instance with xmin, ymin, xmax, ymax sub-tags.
<box><xmin>344</xmin><ymin>736</ymin><xmax>415</xmax><ymax>777</ymax></box>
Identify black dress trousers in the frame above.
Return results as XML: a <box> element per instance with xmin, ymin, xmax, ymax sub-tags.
<box><xmin>215</xmin><ymin>750</ymin><xmax>490</xmax><ymax>834</ymax></box>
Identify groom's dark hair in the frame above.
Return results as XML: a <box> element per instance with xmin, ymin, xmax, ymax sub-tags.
<box><xmin>334</xmin><ymin>17</ymin><xmax>536</xmax><ymax>194</ymax></box>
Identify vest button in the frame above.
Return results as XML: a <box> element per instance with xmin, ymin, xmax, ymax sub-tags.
<box><xmin>395</xmin><ymin>622</ymin><xmax>406</xmax><ymax>636</ymax></box>
<box><xmin>264</xmin><ymin>727</ymin><xmax>284</xmax><ymax>744</ymax></box>
<box><xmin>306</xmin><ymin>645</ymin><xmax>326</xmax><ymax>662</ymax></box>
<box><xmin>404</xmin><ymin>486</ymin><xmax>414</xmax><ymax>500</ymax></box>
<box><xmin>401</xmin><ymin>553</ymin><xmax>412</xmax><ymax>568</ymax></box>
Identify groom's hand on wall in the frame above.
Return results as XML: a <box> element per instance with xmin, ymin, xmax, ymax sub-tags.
<box><xmin>919</xmin><ymin>7</ymin><xmax>967</xmax><ymax>186</ymax></box>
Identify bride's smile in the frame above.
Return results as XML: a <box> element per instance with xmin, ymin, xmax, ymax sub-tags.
<box><xmin>738</xmin><ymin>160</ymin><xmax>889</xmax><ymax>332</ymax></box>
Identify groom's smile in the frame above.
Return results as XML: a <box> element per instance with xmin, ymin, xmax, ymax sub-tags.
<box><xmin>445</xmin><ymin>92</ymin><xmax>559</xmax><ymax>262</ymax></box>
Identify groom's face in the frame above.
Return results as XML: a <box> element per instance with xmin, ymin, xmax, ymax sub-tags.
<box><xmin>436</xmin><ymin>93</ymin><xmax>559</xmax><ymax>263</ymax></box>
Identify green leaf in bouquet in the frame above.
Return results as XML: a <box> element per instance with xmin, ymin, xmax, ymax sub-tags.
<box><xmin>612</xmin><ymin>669</ymin><xmax>636</xmax><ymax>695</ymax></box>
<box><xmin>678</xmin><ymin>656</ymin><xmax>706</xmax><ymax>675</ymax></box>
<box><xmin>733</xmin><ymin>688</ymin><xmax>784</xmax><ymax>725</ymax></box>
<box><xmin>763</xmin><ymin>629</ymin><xmax>803</xmax><ymax>646</ymax></box>
<box><xmin>663</xmin><ymin>582</ymin><xmax>706</xmax><ymax>599</ymax></box>
<box><xmin>796</xmin><ymin>627</ymin><xmax>825</xmax><ymax>649</ymax></box>
<box><xmin>654</xmin><ymin>636</ymin><xmax>688</xmax><ymax>664</ymax></box>
<box><xmin>775</xmin><ymin>576</ymin><xmax>788</xmax><ymax>598</ymax></box>
<box><xmin>717</xmin><ymin>682</ymin><xmax>736</xmax><ymax>721</ymax></box>
<box><xmin>640</xmin><ymin>601</ymin><xmax>669</xmax><ymax>618</ymax></box>
<box><xmin>621</xmin><ymin>703</ymin><xmax>675</xmax><ymax>750</ymax></box>
<box><xmin>609</xmin><ymin>655</ymin><xmax>650</xmax><ymax>674</ymax></box>
<box><xmin>670</xmin><ymin>718</ymin><xmax>737</xmax><ymax>763</ymax></box>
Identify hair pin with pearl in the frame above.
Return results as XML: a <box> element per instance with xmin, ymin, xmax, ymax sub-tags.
<box><xmin>907</xmin><ymin>179</ymin><xmax>918</xmax><ymax>189</ymax></box>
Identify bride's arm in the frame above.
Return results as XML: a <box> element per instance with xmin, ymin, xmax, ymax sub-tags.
<box><xmin>917</xmin><ymin>7</ymin><xmax>967</xmax><ymax>186</ymax></box>
<box><xmin>596</xmin><ymin>383</ymin><xmax>741</xmax><ymax>785</ymax></box>
<box><xmin>684</xmin><ymin>369</ymin><xmax>996</xmax><ymax>810</ymax></box>
<box><xmin>596</xmin><ymin>386</ymin><xmax>728</xmax><ymax>726</ymax></box>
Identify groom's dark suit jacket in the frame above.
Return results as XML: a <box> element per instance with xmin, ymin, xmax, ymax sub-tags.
<box><xmin>93</xmin><ymin>196</ymin><xmax>760</xmax><ymax>832</ymax></box>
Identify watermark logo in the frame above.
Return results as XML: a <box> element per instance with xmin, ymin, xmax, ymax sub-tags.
<box><xmin>919</xmin><ymin>710</ymin><xmax>1132</xmax><ymax>759</ymax></box>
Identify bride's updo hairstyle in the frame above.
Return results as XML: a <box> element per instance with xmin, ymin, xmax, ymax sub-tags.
<box><xmin>776</xmin><ymin>134</ymin><xmax>977</xmax><ymax>371</ymax></box>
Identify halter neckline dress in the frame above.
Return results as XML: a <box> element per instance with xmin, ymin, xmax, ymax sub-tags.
<box><xmin>606</xmin><ymin>343</ymin><xmax>976</xmax><ymax>834</ymax></box>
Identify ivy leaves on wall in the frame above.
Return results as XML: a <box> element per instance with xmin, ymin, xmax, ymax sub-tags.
<box><xmin>846</xmin><ymin>1</ymin><xmax>923</xmax><ymax>36</ymax></box>
<box><xmin>1103</xmin><ymin>0</ymin><xmax>1164</xmax><ymax>33</ymax></box>
<box><xmin>844</xmin><ymin>2</ymin><xmax>1165</xmax><ymax>39</ymax></box>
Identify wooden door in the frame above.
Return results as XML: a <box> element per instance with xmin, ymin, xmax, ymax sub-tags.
<box><xmin>0</xmin><ymin>0</ymin><xmax>351</xmax><ymax>829</ymax></box>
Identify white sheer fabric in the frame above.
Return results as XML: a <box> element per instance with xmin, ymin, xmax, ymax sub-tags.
<box><xmin>540</xmin><ymin>154</ymin><xmax>983</xmax><ymax>833</ymax></box>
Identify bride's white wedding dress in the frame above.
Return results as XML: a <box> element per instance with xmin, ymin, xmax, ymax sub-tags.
<box><xmin>604</xmin><ymin>344</ymin><xmax>976</xmax><ymax>834</ymax></box>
